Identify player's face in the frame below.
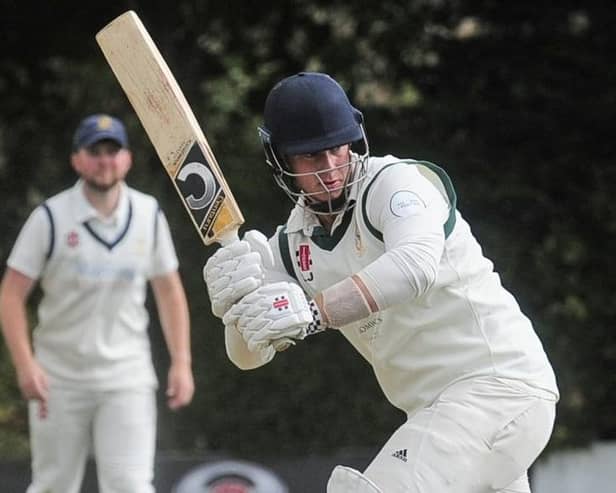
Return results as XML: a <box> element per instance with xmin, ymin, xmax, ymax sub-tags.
<box><xmin>71</xmin><ymin>140</ymin><xmax>132</xmax><ymax>192</ymax></box>
<box><xmin>287</xmin><ymin>144</ymin><xmax>351</xmax><ymax>203</ymax></box>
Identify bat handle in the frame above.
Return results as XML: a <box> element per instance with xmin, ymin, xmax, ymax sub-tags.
<box><xmin>217</xmin><ymin>228</ymin><xmax>240</xmax><ymax>246</ymax></box>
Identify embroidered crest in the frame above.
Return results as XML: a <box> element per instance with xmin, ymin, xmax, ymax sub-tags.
<box><xmin>354</xmin><ymin>223</ymin><xmax>365</xmax><ymax>256</ymax></box>
<box><xmin>66</xmin><ymin>230</ymin><xmax>80</xmax><ymax>248</ymax></box>
<box><xmin>96</xmin><ymin>115</ymin><xmax>114</xmax><ymax>130</ymax></box>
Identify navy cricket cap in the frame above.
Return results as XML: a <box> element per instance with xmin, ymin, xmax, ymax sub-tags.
<box><xmin>72</xmin><ymin>114</ymin><xmax>129</xmax><ymax>151</ymax></box>
<box><xmin>263</xmin><ymin>72</ymin><xmax>363</xmax><ymax>155</ymax></box>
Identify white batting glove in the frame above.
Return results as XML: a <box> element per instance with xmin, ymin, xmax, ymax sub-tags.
<box><xmin>203</xmin><ymin>230</ymin><xmax>273</xmax><ymax>318</ymax></box>
<box><xmin>223</xmin><ymin>281</ymin><xmax>324</xmax><ymax>352</ymax></box>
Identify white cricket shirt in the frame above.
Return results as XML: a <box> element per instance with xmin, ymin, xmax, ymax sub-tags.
<box><xmin>268</xmin><ymin>156</ymin><xmax>559</xmax><ymax>415</ymax></box>
<box><xmin>7</xmin><ymin>180</ymin><xmax>179</xmax><ymax>390</ymax></box>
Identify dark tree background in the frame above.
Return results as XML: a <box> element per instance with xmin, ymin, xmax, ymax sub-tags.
<box><xmin>1</xmin><ymin>0</ymin><xmax>614</xmax><ymax>462</ymax></box>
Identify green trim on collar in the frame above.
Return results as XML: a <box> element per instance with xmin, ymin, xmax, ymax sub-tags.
<box><xmin>309</xmin><ymin>202</ymin><xmax>355</xmax><ymax>251</ymax></box>
<box><xmin>277</xmin><ymin>202</ymin><xmax>356</xmax><ymax>280</ymax></box>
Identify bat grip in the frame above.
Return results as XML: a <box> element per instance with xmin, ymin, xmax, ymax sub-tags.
<box><xmin>217</xmin><ymin>228</ymin><xmax>240</xmax><ymax>246</ymax></box>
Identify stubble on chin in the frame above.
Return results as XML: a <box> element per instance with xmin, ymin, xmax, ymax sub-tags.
<box><xmin>84</xmin><ymin>177</ymin><xmax>121</xmax><ymax>193</ymax></box>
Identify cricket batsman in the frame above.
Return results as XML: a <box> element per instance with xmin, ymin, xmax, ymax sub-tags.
<box><xmin>203</xmin><ymin>72</ymin><xmax>559</xmax><ymax>492</ymax></box>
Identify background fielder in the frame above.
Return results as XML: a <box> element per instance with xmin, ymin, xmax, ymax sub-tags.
<box><xmin>0</xmin><ymin>114</ymin><xmax>194</xmax><ymax>493</ymax></box>
<box><xmin>204</xmin><ymin>72</ymin><xmax>559</xmax><ymax>492</ymax></box>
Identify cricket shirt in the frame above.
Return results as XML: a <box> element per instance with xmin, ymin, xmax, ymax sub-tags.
<box><xmin>270</xmin><ymin>155</ymin><xmax>559</xmax><ymax>414</ymax></box>
<box><xmin>7</xmin><ymin>180</ymin><xmax>179</xmax><ymax>390</ymax></box>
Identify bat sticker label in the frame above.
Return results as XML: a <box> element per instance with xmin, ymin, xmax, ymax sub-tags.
<box><xmin>176</xmin><ymin>161</ymin><xmax>217</xmax><ymax>210</ymax></box>
<box><xmin>174</xmin><ymin>143</ymin><xmax>224</xmax><ymax>234</ymax></box>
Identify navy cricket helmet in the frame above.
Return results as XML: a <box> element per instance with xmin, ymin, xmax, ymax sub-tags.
<box><xmin>258</xmin><ymin>72</ymin><xmax>369</xmax><ymax>214</ymax></box>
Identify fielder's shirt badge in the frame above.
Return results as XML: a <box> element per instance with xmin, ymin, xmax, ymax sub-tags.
<box><xmin>66</xmin><ymin>230</ymin><xmax>80</xmax><ymax>248</ymax></box>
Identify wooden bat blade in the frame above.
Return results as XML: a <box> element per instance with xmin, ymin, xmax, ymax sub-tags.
<box><xmin>96</xmin><ymin>10</ymin><xmax>244</xmax><ymax>245</ymax></box>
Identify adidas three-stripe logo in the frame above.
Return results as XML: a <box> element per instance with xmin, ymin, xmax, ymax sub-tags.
<box><xmin>392</xmin><ymin>449</ymin><xmax>408</xmax><ymax>462</ymax></box>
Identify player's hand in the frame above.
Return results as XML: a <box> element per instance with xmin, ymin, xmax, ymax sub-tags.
<box><xmin>166</xmin><ymin>360</ymin><xmax>194</xmax><ymax>411</ymax></box>
<box><xmin>203</xmin><ymin>230</ymin><xmax>273</xmax><ymax>318</ymax></box>
<box><xmin>223</xmin><ymin>281</ymin><xmax>315</xmax><ymax>352</ymax></box>
<box><xmin>16</xmin><ymin>359</ymin><xmax>49</xmax><ymax>419</ymax></box>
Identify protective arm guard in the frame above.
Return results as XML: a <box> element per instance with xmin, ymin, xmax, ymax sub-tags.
<box><xmin>316</xmin><ymin>274</ymin><xmax>377</xmax><ymax>328</ymax></box>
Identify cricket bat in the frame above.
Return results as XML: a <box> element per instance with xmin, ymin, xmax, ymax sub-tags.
<box><xmin>97</xmin><ymin>11</ymin><xmax>297</xmax><ymax>352</ymax></box>
<box><xmin>95</xmin><ymin>10</ymin><xmax>243</xmax><ymax>246</ymax></box>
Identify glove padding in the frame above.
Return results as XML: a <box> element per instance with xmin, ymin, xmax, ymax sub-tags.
<box><xmin>203</xmin><ymin>230</ymin><xmax>273</xmax><ymax>318</ymax></box>
<box><xmin>223</xmin><ymin>281</ymin><xmax>313</xmax><ymax>352</ymax></box>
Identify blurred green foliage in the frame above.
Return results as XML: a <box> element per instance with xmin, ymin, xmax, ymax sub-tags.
<box><xmin>1</xmin><ymin>0</ymin><xmax>615</xmax><ymax>460</ymax></box>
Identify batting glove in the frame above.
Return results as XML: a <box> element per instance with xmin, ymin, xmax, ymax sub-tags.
<box><xmin>223</xmin><ymin>281</ymin><xmax>325</xmax><ymax>352</ymax></box>
<box><xmin>203</xmin><ymin>230</ymin><xmax>273</xmax><ymax>318</ymax></box>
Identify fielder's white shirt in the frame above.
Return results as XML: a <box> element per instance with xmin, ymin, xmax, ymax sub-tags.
<box><xmin>7</xmin><ymin>180</ymin><xmax>179</xmax><ymax>390</ymax></box>
<box><xmin>266</xmin><ymin>156</ymin><xmax>559</xmax><ymax>415</ymax></box>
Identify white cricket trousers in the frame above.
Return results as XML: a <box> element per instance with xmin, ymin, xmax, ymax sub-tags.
<box><xmin>26</xmin><ymin>385</ymin><xmax>156</xmax><ymax>493</ymax></box>
<box><xmin>363</xmin><ymin>377</ymin><xmax>557</xmax><ymax>492</ymax></box>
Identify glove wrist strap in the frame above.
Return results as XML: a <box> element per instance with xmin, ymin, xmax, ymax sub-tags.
<box><xmin>307</xmin><ymin>299</ymin><xmax>326</xmax><ymax>336</ymax></box>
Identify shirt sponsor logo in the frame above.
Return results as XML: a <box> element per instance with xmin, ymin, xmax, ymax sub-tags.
<box><xmin>359</xmin><ymin>317</ymin><xmax>380</xmax><ymax>334</ymax></box>
<box><xmin>299</xmin><ymin>244</ymin><xmax>311</xmax><ymax>271</ymax></box>
<box><xmin>74</xmin><ymin>261</ymin><xmax>137</xmax><ymax>282</ymax></box>
<box><xmin>358</xmin><ymin>315</ymin><xmax>382</xmax><ymax>343</ymax></box>
<box><xmin>392</xmin><ymin>448</ymin><xmax>408</xmax><ymax>462</ymax></box>
<box><xmin>296</xmin><ymin>244</ymin><xmax>314</xmax><ymax>282</ymax></box>
<box><xmin>390</xmin><ymin>190</ymin><xmax>425</xmax><ymax>217</ymax></box>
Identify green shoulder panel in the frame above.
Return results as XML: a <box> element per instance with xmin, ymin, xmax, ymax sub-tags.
<box><xmin>360</xmin><ymin>159</ymin><xmax>457</xmax><ymax>241</ymax></box>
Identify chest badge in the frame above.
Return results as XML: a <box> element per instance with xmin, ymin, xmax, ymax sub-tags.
<box><xmin>66</xmin><ymin>230</ymin><xmax>80</xmax><ymax>248</ymax></box>
<box><xmin>354</xmin><ymin>223</ymin><xmax>365</xmax><ymax>256</ymax></box>
<box><xmin>296</xmin><ymin>243</ymin><xmax>314</xmax><ymax>282</ymax></box>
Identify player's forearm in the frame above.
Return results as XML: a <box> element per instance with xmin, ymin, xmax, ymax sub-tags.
<box><xmin>0</xmin><ymin>293</ymin><xmax>35</xmax><ymax>371</ymax></box>
<box><xmin>314</xmin><ymin>237</ymin><xmax>440</xmax><ymax>329</ymax></box>
<box><xmin>164</xmin><ymin>322</ymin><xmax>192</xmax><ymax>367</ymax></box>
<box><xmin>151</xmin><ymin>272</ymin><xmax>192</xmax><ymax>366</ymax></box>
<box><xmin>0</xmin><ymin>270</ymin><xmax>38</xmax><ymax>372</ymax></box>
<box><xmin>313</xmin><ymin>274</ymin><xmax>377</xmax><ymax>329</ymax></box>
